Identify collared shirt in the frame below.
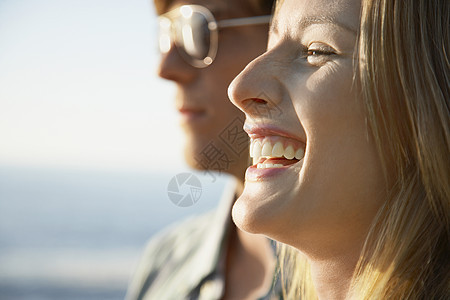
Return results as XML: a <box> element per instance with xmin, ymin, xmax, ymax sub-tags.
<box><xmin>125</xmin><ymin>180</ymin><xmax>282</xmax><ymax>300</ymax></box>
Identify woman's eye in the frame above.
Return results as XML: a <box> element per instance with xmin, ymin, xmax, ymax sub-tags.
<box><xmin>307</xmin><ymin>49</ymin><xmax>334</xmax><ymax>56</ymax></box>
<box><xmin>306</xmin><ymin>44</ymin><xmax>336</xmax><ymax>65</ymax></box>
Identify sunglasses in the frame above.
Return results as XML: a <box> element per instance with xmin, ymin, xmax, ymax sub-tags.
<box><xmin>158</xmin><ymin>5</ymin><xmax>271</xmax><ymax>68</ymax></box>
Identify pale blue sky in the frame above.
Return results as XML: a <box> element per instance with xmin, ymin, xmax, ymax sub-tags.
<box><xmin>0</xmin><ymin>0</ymin><xmax>186</xmax><ymax>171</ymax></box>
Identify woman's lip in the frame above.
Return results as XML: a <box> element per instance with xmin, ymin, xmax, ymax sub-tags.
<box><xmin>243</xmin><ymin>123</ymin><xmax>306</xmax><ymax>144</ymax></box>
<box><xmin>245</xmin><ymin>159</ymin><xmax>302</xmax><ymax>181</ymax></box>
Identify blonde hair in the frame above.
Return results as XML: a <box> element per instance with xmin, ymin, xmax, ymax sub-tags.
<box><xmin>280</xmin><ymin>0</ymin><xmax>450</xmax><ymax>298</ymax></box>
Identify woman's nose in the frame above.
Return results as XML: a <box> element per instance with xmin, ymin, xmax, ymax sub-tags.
<box><xmin>157</xmin><ymin>44</ymin><xmax>195</xmax><ymax>84</ymax></box>
<box><xmin>228</xmin><ymin>50</ymin><xmax>283</xmax><ymax>120</ymax></box>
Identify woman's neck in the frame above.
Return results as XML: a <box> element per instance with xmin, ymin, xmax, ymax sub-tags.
<box><xmin>310</xmin><ymin>256</ymin><xmax>357</xmax><ymax>299</ymax></box>
<box><xmin>222</xmin><ymin>178</ymin><xmax>275</xmax><ymax>299</ymax></box>
<box><xmin>305</xmin><ymin>240</ymin><xmax>364</xmax><ymax>300</ymax></box>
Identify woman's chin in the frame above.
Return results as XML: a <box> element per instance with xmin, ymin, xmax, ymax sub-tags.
<box><xmin>231</xmin><ymin>176</ymin><xmax>300</xmax><ymax>236</ymax></box>
<box><xmin>231</xmin><ymin>192</ymin><xmax>264</xmax><ymax>234</ymax></box>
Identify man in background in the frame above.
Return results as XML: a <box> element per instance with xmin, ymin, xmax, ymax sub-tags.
<box><xmin>126</xmin><ymin>0</ymin><xmax>277</xmax><ymax>299</ymax></box>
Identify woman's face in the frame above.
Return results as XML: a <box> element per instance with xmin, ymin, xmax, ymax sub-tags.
<box><xmin>228</xmin><ymin>0</ymin><xmax>386</xmax><ymax>250</ymax></box>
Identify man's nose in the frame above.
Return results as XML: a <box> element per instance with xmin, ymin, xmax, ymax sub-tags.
<box><xmin>157</xmin><ymin>44</ymin><xmax>196</xmax><ymax>84</ymax></box>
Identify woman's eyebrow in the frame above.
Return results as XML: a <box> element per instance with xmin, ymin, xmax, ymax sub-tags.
<box><xmin>270</xmin><ymin>15</ymin><xmax>357</xmax><ymax>37</ymax></box>
<box><xmin>269</xmin><ymin>18</ymin><xmax>279</xmax><ymax>35</ymax></box>
<box><xmin>297</xmin><ymin>16</ymin><xmax>358</xmax><ymax>35</ymax></box>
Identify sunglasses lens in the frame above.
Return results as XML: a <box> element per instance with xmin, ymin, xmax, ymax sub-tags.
<box><xmin>175</xmin><ymin>11</ymin><xmax>210</xmax><ymax>60</ymax></box>
<box><xmin>158</xmin><ymin>5</ymin><xmax>218</xmax><ymax>67</ymax></box>
<box><xmin>158</xmin><ymin>17</ymin><xmax>172</xmax><ymax>53</ymax></box>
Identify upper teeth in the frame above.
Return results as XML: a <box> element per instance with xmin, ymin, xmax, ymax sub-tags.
<box><xmin>250</xmin><ymin>139</ymin><xmax>305</xmax><ymax>165</ymax></box>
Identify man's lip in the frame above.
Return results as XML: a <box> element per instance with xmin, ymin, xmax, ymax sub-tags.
<box><xmin>243</xmin><ymin>123</ymin><xmax>306</xmax><ymax>144</ymax></box>
<box><xmin>178</xmin><ymin>108</ymin><xmax>207</xmax><ymax>121</ymax></box>
<box><xmin>178</xmin><ymin>108</ymin><xmax>206</xmax><ymax>114</ymax></box>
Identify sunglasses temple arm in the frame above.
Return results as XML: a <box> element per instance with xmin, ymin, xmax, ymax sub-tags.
<box><xmin>217</xmin><ymin>15</ymin><xmax>272</xmax><ymax>29</ymax></box>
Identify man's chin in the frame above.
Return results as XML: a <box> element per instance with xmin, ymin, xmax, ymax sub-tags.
<box><xmin>182</xmin><ymin>140</ymin><xmax>247</xmax><ymax>178</ymax></box>
<box><xmin>183</xmin><ymin>145</ymin><xmax>207</xmax><ymax>170</ymax></box>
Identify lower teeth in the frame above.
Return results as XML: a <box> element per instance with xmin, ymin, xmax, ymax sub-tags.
<box><xmin>257</xmin><ymin>163</ymin><xmax>283</xmax><ymax>169</ymax></box>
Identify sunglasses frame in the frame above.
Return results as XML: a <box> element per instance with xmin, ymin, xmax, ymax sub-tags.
<box><xmin>158</xmin><ymin>5</ymin><xmax>272</xmax><ymax>68</ymax></box>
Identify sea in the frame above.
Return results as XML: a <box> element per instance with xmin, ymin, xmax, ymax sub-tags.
<box><xmin>0</xmin><ymin>166</ymin><xmax>229</xmax><ymax>299</ymax></box>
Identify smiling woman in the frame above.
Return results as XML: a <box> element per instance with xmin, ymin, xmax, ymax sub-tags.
<box><xmin>228</xmin><ymin>0</ymin><xmax>449</xmax><ymax>299</ymax></box>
